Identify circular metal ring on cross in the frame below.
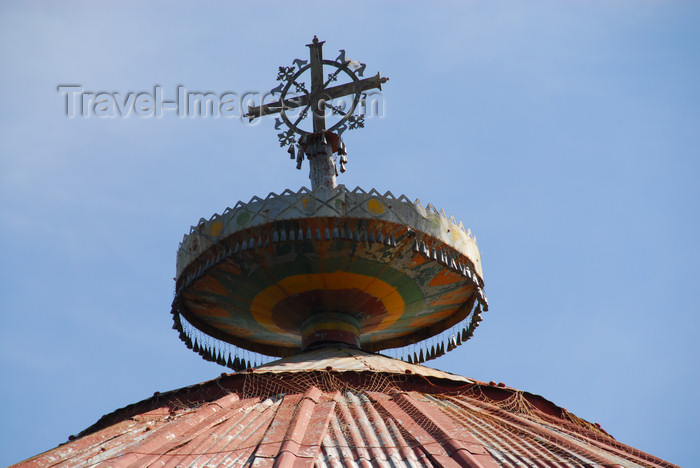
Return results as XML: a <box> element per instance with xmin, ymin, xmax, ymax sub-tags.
<box><xmin>279</xmin><ymin>59</ymin><xmax>362</xmax><ymax>136</ymax></box>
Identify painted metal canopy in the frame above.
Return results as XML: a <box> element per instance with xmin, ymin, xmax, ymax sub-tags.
<box><xmin>172</xmin><ymin>186</ymin><xmax>487</xmax><ymax>359</ymax></box>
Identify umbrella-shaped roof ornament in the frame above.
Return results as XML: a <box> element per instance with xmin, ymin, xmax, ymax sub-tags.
<box><xmin>171</xmin><ymin>37</ymin><xmax>487</xmax><ymax>371</ymax></box>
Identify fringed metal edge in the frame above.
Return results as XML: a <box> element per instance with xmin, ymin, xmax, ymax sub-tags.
<box><xmin>411</xmin><ymin>234</ymin><xmax>487</xmax><ymax>302</ymax></box>
<box><xmin>177</xmin><ymin>218</ymin><xmax>485</xmax><ymax>299</ymax></box>
<box><xmin>171</xmin><ymin>299</ymin><xmax>276</xmax><ymax>373</ymax></box>
<box><xmin>382</xmin><ymin>300</ymin><xmax>485</xmax><ymax>365</ymax></box>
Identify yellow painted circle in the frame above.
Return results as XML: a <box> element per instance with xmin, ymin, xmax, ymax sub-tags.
<box><xmin>301</xmin><ymin>196</ymin><xmax>315</xmax><ymax>212</ymax></box>
<box><xmin>367</xmin><ymin>198</ymin><xmax>386</xmax><ymax>214</ymax></box>
<box><xmin>250</xmin><ymin>272</ymin><xmax>404</xmax><ymax>335</ymax></box>
<box><xmin>211</xmin><ymin>221</ymin><xmax>223</xmax><ymax>237</ymax></box>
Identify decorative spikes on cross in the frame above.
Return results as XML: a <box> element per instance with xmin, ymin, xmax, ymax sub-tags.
<box><xmin>245</xmin><ymin>37</ymin><xmax>388</xmax><ymax>181</ymax></box>
<box><xmin>293</xmin><ymin>81</ymin><xmax>307</xmax><ymax>94</ymax></box>
<box><xmin>278</xmin><ymin>129</ymin><xmax>295</xmax><ymax>147</ymax></box>
<box><xmin>336</xmin><ymin>49</ymin><xmax>367</xmax><ymax>77</ymax></box>
<box><xmin>348</xmin><ymin>114</ymin><xmax>365</xmax><ymax>130</ymax></box>
<box><xmin>276</xmin><ymin>66</ymin><xmax>295</xmax><ymax>82</ymax></box>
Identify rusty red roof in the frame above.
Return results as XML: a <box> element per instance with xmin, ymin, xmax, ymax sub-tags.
<box><xmin>14</xmin><ymin>348</ymin><xmax>678</xmax><ymax>467</ymax></box>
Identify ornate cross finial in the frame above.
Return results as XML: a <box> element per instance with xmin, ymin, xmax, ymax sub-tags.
<box><xmin>245</xmin><ymin>37</ymin><xmax>388</xmax><ymax>190</ymax></box>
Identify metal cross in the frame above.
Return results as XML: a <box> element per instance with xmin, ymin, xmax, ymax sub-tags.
<box><xmin>244</xmin><ymin>37</ymin><xmax>388</xmax><ymax>190</ymax></box>
<box><xmin>246</xmin><ymin>36</ymin><xmax>387</xmax><ymax>136</ymax></box>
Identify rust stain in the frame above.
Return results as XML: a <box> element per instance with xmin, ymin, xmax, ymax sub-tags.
<box><xmin>197</xmin><ymin>276</ymin><xmax>229</xmax><ymax>296</ymax></box>
<box><xmin>407</xmin><ymin>253</ymin><xmax>430</xmax><ymax>269</ymax></box>
<box><xmin>429</xmin><ymin>286</ymin><xmax>472</xmax><ymax>306</ymax></box>
<box><xmin>188</xmin><ymin>303</ymin><xmax>231</xmax><ymax>319</ymax></box>
<box><xmin>428</xmin><ymin>268</ymin><xmax>463</xmax><ymax>287</ymax></box>
<box><xmin>218</xmin><ymin>260</ymin><xmax>242</xmax><ymax>276</ymax></box>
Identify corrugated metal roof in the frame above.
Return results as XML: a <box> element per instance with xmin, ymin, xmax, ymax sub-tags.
<box><xmin>14</xmin><ymin>349</ymin><xmax>678</xmax><ymax>468</ymax></box>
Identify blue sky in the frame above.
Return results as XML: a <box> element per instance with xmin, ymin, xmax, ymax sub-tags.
<box><xmin>1</xmin><ymin>1</ymin><xmax>698</xmax><ymax>466</ymax></box>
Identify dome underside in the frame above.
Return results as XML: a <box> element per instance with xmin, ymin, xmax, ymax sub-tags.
<box><xmin>175</xmin><ymin>217</ymin><xmax>483</xmax><ymax>356</ymax></box>
<box><xmin>17</xmin><ymin>351</ymin><xmax>678</xmax><ymax>468</ymax></box>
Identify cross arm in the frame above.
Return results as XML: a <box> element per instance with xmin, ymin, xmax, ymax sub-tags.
<box><xmin>245</xmin><ymin>72</ymin><xmax>388</xmax><ymax>122</ymax></box>
<box><xmin>245</xmin><ymin>95</ymin><xmax>310</xmax><ymax>121</ymax></box>
<box><xmin>323</xmin><ymin>72</ymin><xmax>388</xmax><ymax>101</ymax></box>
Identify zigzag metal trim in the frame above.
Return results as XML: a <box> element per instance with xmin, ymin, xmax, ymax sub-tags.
<box><xmin>183</xmin><ymin>186</ymin><xmax>473</xmax><ymax>238</ymax></box>
<box><xmin>177</xmin><ymin>185</ymin><xmax>484</xmax><ymax>284</ymax></box>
